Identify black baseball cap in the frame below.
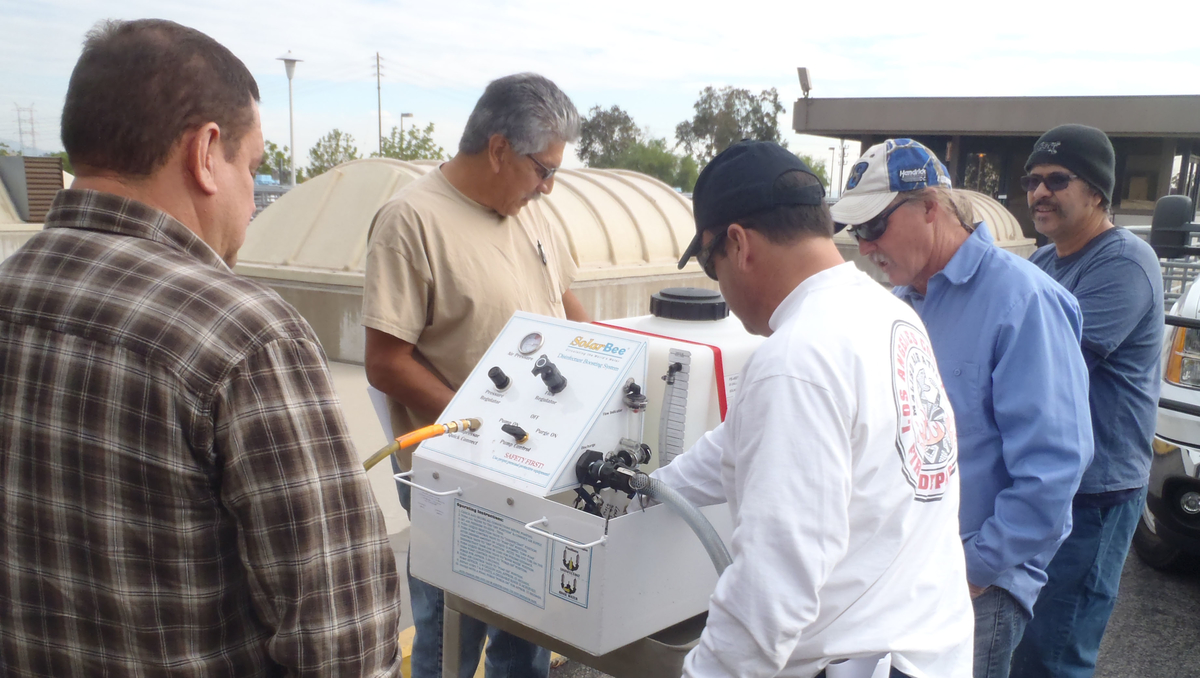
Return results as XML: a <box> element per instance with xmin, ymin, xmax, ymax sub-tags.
<box><xmin>678</xmin><ymin>140</ymin><xmax>826</xmax><ymax>269</ymax></box>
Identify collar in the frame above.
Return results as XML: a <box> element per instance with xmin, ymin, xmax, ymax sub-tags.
<box><xmin>44</xmin><ymin>189</ymin><xmax>228</xmax><ymax>270</ymax></box>
<box><xmin>768</xmin><ymin>261</ymin><xmax>859</xmax><ymax>332</ymax></box>
<box><xmin>897</xmin><ymin>222</ymin><xmax>993</xmax><ymax>302</ymax></box>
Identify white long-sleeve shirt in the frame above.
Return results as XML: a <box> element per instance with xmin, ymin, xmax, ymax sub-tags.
<box><xmin>653</xmin><ymin>263</ymin><xmax>974</xmax><ymax>678</ymax></box>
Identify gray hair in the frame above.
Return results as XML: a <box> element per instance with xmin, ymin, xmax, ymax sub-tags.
<box><xmin>906</xmin><ymin>186</ymin><xmax>977</xmax><ymax>233</ymax></box>
<box><xmin>458</xmin><ymin>73</ymin><xmax>580</xmax><ymax>156</ymax></box>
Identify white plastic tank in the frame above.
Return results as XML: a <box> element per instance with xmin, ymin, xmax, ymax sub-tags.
<box><xmin>600</xmin><ymin>288</ymin><xmax>763</xmax><ymax>472</ymax></box>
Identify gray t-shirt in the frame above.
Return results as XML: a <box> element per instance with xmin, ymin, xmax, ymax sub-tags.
<box><xmin>1029</xmin><ymin>227</ymin><xmax>1163</xmax><ymax>496</ymax></box>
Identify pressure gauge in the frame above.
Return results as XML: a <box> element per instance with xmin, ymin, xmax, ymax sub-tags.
<box><xmin>518</xmin><ymin>331</ymin><xmax>544</xmax><ymax>355</ymax></box>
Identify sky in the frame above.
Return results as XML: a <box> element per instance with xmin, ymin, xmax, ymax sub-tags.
<box><xmin>3</xmin><ymin>0</ymin><xmax>1200</xmax><ymax>186</ymax></box>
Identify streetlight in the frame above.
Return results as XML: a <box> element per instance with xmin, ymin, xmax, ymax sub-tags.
<box><xmin>276</xmin><ymin>51</ymin><xmax>303</xmax><ymax>186</ymax></box>
<box><xmin>399</xmin><ymin>112</ymin><xmax>413</xmax><ymax>157</ymax></box>
<box><xmin>828</xmin><ymin>146</ymin><xmax>836</xmax><ymax>196</ymax></box>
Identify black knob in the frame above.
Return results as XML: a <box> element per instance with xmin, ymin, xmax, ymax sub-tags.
<box><xmin>487</xmin><ymin>366</ymin><xmax>511</xmax><ymax>391</ymax></box>
<box><xmin>531</xmin><ymin>355</ymin><xmax>567</xmax><ymax>394</ymax></box>
<box><xmin>501</xmin><ymin>423</ymin><xmax>529</xmax><ymax>444</ymax></box>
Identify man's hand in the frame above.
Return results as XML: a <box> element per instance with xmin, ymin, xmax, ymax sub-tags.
<box><xmin>969</xmin><ymin>583</ymin><xmax>989</xmax><ymax>599</ymax></box>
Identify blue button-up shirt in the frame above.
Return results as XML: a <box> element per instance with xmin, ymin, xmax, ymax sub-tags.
<box><xmin>896</xmin><ymin>224</ymin><xmax>1094</xmax><ymax>615</ymax></box>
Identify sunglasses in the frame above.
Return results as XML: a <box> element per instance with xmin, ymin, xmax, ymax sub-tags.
<box><xmin>842</xmin><ymin>198</ymin><xmax>917</xmax><ymax>243</ymax></box>
<box><xmin>697</xmin><ymin>229</ymin><xmax>729</xmax><ymax>281</ymax></box>
<box><xmin>1019</xmin><ymin>172</ymin><xmax>1078</xmax><ymax>193</ymax></box>
<box><xmin>527</xmin><ymin>154</ymin><xmax>558</xmax><ymax>182</ymax></box>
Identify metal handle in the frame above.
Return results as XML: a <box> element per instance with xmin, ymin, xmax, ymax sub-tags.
<box><xmin>393</xmin><ymin>471</ymin><xmax>462</xmax><ymax>497</ymax></box>
<box><xmin>523</xmin><ymin>517</ymin><xmax>607</xmax><ymax>550</ymax></box>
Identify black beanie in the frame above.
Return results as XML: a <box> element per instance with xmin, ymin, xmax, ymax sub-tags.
<box><xmin>1025</xmin><ymin>124</ymin><xmax>1116</xmax><ymax>204</ymax></box>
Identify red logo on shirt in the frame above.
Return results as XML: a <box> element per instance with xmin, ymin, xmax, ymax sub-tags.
<box><xmin>891</xmin><ymin>321</ymin><xmax>957</xmax><ymax>502</ymax></box>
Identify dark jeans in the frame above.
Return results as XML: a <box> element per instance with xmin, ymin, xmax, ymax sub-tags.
<box><xmin>973</xmin><ymin>586</ymin><xmax>1030</xmax><ymax>678</ymax></box>
<box><xmin>1010</xmin><ymin>487</ymin><xmax>1146</xmax><ymax>678</ymax></box>
<box><xmin>394</xmin><ymin>456</ymin><xmax>551</xmax><ymax>678</ymax></box>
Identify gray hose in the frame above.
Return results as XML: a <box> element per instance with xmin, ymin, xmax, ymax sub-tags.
<box><xmin>638</xmin><ymin>475</ymin><xmax>732</xmax><ymax>575</ymax></box>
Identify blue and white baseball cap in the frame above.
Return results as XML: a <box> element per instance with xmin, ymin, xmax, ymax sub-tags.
<box><xmin>829</xmin><ymin>139</ymin><xmax>952</xmax><ymax>230</ymax></box>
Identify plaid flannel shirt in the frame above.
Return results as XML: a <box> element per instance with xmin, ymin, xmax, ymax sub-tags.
<box><xmin>0</xmin><ymin>190</ymin><xmax>401</xmax><ymax>677</ymax></box>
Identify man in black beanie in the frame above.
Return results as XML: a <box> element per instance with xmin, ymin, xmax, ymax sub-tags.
<box><xmin>1012</xmin><ymin>124</ymin><xmax>1164</xmax><ymax>678</ymax></box>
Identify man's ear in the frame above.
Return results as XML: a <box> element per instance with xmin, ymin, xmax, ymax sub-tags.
<box><xmin>186</xmin><ymin>123</ymin><xmax>221</xmax><ymax>196</ymax></box>
<box><xmin>486</xmin><ymin>134</ymin><xmax>508</xmax><ymax>174</ymax></box>
<box><xmin>726</xmin><ymin>223</ymin><xmax>753</xmax><ymax>270</ymax></box>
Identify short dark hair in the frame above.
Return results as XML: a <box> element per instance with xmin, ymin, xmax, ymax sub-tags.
<box><xmin>61</xmin><ymin>19</ymin><xmax>260</xmax><ymax>176</ymax></box>
<box><xmin>715</xmin><ymin>170</ymin><xmax>833</xmax><ymax>256</ymax></box>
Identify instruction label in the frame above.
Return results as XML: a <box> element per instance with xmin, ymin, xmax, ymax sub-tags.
<box><xmin>452</xmin><ymin>500</ymin><xmax>548</xmax><ymax>608</ymax></box>
<box><xmin>548</xmin><ymin>540</ymin><xmax>592</xmax><ymax>608</ymax></box>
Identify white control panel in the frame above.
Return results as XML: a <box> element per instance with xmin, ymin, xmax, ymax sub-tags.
<box><xmin>417</xmin><ymin>312</ymin><xmax>649</xmax><ymax>497</ymax></box>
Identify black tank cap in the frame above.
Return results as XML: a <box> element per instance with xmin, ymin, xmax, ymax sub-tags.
<box><xmin>649</xmin><ymin>287</ymin><xmax>729</xmax><ymax>321</ymax></box>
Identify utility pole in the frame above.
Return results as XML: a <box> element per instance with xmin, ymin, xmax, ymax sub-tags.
<box><xmin>14</xmin><ymin>104</ymin><xmax>35</xmax><ymax>154</ymax></box>
<box><xmin>373</xmin><ymin>53</ymin><xmax>384</xmax><ymax>156</ymax></box>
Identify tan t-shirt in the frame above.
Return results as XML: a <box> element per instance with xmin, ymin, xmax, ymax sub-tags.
<box><xmin>362</xmin><ymin>168</ymin><xmax>577</xmax><ymax>457</ymax></box>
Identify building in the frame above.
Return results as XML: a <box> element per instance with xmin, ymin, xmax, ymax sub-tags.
<box><xmin>794</xmin><ymin>95</ymin><xmax>1200</xmax><ymax>234</ymax></box>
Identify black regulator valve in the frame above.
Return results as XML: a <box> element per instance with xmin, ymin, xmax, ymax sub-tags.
<box><xmin>531</xmin><ymin>355</ymin><xmax>568</xmax><ymax>394</ymax></box>
<box><xmin>487</xmin><ymin>366</ymin><xmax>511</xmax><ymax>391</ymax></box>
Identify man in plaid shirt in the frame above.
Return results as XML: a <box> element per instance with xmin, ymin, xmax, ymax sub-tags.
<box><xmin>0</xmin><ymin>19</ymin><xmax>401</xmax><ymax>677</ymax></box>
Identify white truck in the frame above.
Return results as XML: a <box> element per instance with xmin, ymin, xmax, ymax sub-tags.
<box><xmin>1132</xmin><ymin>195</ymin><xmax>1200</xmax><ymax>570</ymax></box>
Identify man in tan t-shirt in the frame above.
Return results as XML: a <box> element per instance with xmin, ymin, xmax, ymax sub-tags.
<box><xmin>362</xmin><ymin>72</ymin><xmax>586</xmax><ymax>678</ymax></box>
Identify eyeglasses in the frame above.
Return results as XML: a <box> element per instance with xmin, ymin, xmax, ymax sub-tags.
<box><xmin>842</xmin><ymin>198</ymin><xmax>917</xmax><ymax>243</ymax></box>
<box><xmin>527</xmin><ymin>154</ymin><xmax>558</xmax><ymax>182</ymax></box>
<box><xmin>1019</xmin><ymin>172</ymin><xmax>1078</xmax><ymax>193</ymax></box>
<box><xmin>697</xmin><ymin>229</ymin><xmax>729</xmax><ymax>281</ymax></box>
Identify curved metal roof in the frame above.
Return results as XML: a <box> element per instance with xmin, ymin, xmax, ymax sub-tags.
<box><xmin>236</xmin><ymin>158</ymin><xmax>699</xmax><ymax>286</ymax></box>
<box><xmin>958</xmin><ymin>189</ymin><xmax>1035</xmax><ymax>246</ymax></box>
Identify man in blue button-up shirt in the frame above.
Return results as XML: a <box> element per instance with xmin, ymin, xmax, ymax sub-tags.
<box><xmin>831</xmin><ymin>139</ymin><xmax>1094</xmax><ymax>678</ymax></box>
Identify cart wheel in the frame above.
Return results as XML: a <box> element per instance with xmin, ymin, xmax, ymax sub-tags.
<box><xmin>1132</xmin><ymin>511</ymin><xmax>1185</xmax><ymax>571</ymax></box>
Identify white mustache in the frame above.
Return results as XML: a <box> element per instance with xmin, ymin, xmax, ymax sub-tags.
<box><xmin>868</xmin><ymin>252</ymin><xmax>891</xmax><ymax>268</ymax></box>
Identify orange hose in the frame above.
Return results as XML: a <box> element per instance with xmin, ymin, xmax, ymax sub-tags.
<box><xmin>396</xmin><ymin>424</ymin><xmax>446</xmax><ymax>450</ymax></box>
<box><xmin>362</xmin><ymin>418</ymin><xmax>482</xmax><ymax>471</ymax></box>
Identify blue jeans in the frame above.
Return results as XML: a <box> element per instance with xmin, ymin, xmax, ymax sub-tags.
<box><xmin>394</xmin><ymin>456</ymin><xmax>551</xmax><ymax>678</ymax></box>
<box><xmin>1010</xmin><ymin>487</ymin><xmax>1146</xmax><ymax>678</ymax></box>
<box><xmin>973</xmin><ymin>586</ymin><xmax>1030</xmax><ymax>678</ymax></box>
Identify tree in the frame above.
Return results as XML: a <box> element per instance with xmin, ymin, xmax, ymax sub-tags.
<box><xmin>576</xmin><ymin>105</ymin><xmax>698</xmax><ymax>191</ymax></box>
<box><xmin>796</xmin><ymin>153</ymin><xmax>829</xmax><ymax>189</ymax></box>
<box><xmin>0</xmin><ymin>142</ymin><xmax>15</xmax><ymax>156</ymax></box>
<box><xmin>259</xmin><ymin>140</ymin><xmax>293</xmax><ymax>183</ymax></box>
<box><xmin>577</xmin><ymin>105</ymin><xmax>641</xmax><ymax>168</ymax></box>
<box><xmin>615</xmin><ymin>138</ymin><xmax>699</xmax><ymax>192</ymax></box>
<box><xmin>373</xmin><ymin>122</ymin><xmax>446</xmax><ymax>161</ymax></box>
<box><xmin>675</xmin><ymin>86</ymin><xmax>787</xmax><ymax>164</ymax></box>
<box><xmin>307</xmin><ymin>129</ymin><xmax>360</xmax><ymax>177</ymax></box>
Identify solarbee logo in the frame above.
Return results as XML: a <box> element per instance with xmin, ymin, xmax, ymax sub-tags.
<box><xmin>570</xmin><ymin>336</ymin><xmax>627</xmax><ymax>356</ymax></box>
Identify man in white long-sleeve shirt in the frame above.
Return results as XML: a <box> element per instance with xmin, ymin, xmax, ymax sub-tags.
<box><xmin>659</xmin><ymin>140</ymin><xmax>974</xmax><ymax>678</ymax></box>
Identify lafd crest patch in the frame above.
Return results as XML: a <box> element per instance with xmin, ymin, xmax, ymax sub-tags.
<box><xmin>890</xmin><ymin>320</ymin><xmax>957</xmax><ymax>502</ymax></box>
